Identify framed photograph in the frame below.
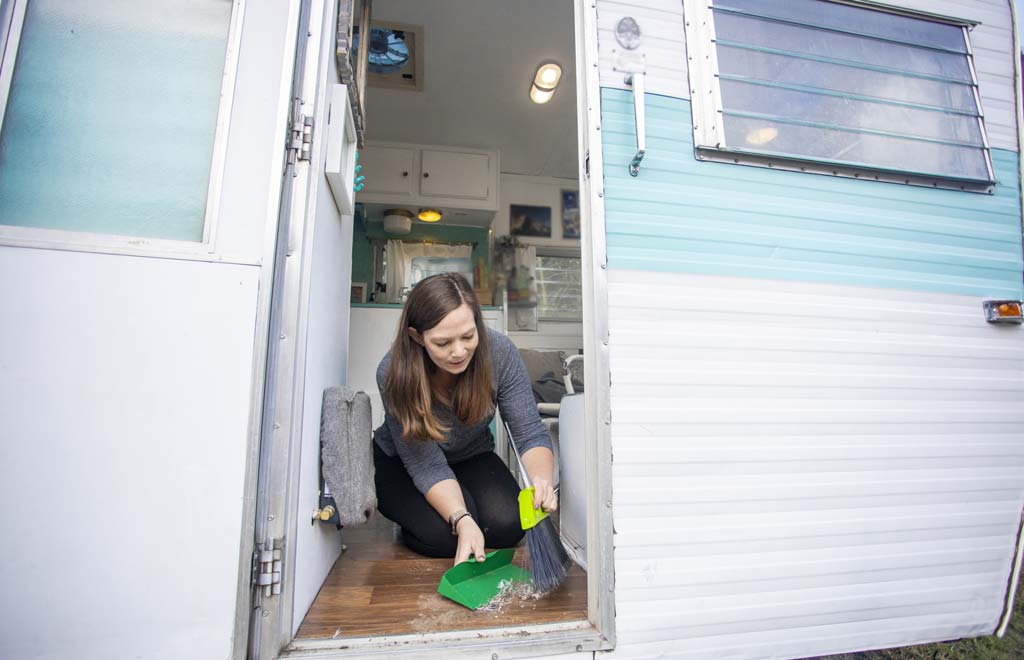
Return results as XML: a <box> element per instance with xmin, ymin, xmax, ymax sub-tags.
<box><xmin>561</xmin><ymin>190</ymin><xmax>580</xmax><ymax>239</ymax></box>
<box><xmin>510</xmin><ymin>204</ymin><xmax>552</xmax><ymax>238</ymax></box>
<box><xmin>350</xmin><ymin>281</ymin><xmax>367</xmax><ymax>304</ymax></box>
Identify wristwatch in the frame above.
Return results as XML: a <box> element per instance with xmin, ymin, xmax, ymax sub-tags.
<box><xmin>448</xmin><ymin>508</ymin><xmax>472</xmax><ymax>535</ymax></box>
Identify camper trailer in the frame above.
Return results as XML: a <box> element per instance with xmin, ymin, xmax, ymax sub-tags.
<box><xmin>1</xmin><ymin>0</ymin><xmax>1023</xmax><ymax>659</ymax></box>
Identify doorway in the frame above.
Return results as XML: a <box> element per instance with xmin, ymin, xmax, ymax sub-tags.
<box><xmin>295</xmin><ymin>0</ymin><xmax>591</xmax><ymax>648</ymax></box>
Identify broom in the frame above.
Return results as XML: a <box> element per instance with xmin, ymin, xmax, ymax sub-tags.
<box><xmin>503</xmin><ymin>420</ymin><xmax>570</xmax><ymax>593</ymax></box>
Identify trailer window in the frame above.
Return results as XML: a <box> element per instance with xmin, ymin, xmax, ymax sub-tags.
<box><xmin>683</xmin><ymin>0</ymin><xmax>994</xmax><ymax>192</ymax></box>
<box><xmin>536</xmin><ymin>253</ymin><xmax>583</xmax><ymax>321</ymax></box>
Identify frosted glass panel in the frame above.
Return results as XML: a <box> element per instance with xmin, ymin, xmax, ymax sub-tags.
<box><xmin>0</xmin><ymin>1</ymin><xmax>233</xmax><ymax>241</ymax></box>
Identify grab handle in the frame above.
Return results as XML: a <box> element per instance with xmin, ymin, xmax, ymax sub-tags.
<box><xmin>626</xmin><ymin>72</ymin><xmax>646</xmax><ymax>177</ymax></box>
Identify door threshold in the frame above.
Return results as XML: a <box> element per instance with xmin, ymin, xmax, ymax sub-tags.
<box><xmin>280</xmin><ymin>620</ymin><xmax>607</xmax><ymax>659</ymax></box>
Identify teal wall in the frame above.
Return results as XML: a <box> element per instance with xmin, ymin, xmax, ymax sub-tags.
<box><xmin>601</xmin><ymin>89</ymin><xmax>1024</xmax><ymax>299</ymax></box>
<box><xmin>351</xmin><ymin>211</ymin><xmax>490</xmax><ymax>291</ymax></box>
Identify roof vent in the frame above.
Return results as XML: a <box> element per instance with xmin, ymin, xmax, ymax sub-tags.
<box><xmin>353</xmin><ymin>21</ymin><xmax>423</xmax><ymax>91</ymax></box>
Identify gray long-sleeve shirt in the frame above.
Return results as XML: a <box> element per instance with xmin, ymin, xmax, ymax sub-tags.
<box><xmin>373</xmin><ymin>327</ymin><xmax>553</xmax><ymax>494</ymax></box>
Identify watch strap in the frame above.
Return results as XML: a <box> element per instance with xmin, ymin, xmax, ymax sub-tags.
<box><xmin>448</xmin><ymin>508</ymin><xmax>471</xmax><ymax>535</ymax></box>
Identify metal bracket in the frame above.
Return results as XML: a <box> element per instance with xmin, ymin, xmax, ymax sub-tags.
<box><xmin>625</xmin><ymin>72</ymin><xmax>646</xmax><ymax>177</ymax></box>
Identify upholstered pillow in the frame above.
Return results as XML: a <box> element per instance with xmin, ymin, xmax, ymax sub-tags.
<box><xmin>517</xmin><ymin>349</ymin><xmax>565</xmax><ymax>385</ymax></box>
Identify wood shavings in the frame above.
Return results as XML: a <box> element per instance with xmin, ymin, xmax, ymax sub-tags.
<box><xmin>476</xmin><ymin>580</ymin><xmax>543</xmax><ymax>613</ymax></box>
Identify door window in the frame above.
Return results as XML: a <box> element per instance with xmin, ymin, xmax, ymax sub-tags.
<box><xmin>0</xmin><ymin>0</ymin><xmax>234</xmax><ymax>241</ymax></box>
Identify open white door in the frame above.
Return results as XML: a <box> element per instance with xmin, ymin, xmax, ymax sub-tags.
<box><xmin>0</xmin><ymin>1</ymin><xmax>308</xmax><ymax>659</ymax></box>
<box><xmin>248</xmin><ymin>0</ymin><xmax>365</xmax><ymax>656</ymax></box>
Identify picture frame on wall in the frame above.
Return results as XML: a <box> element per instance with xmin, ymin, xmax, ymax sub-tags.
<box><xmin>510</xmin><ymin>204</ymin><xmax>552</xmax><ymax>238</ymax></box>
<box><xmin>562</xmin><ymin>190</ymin><xmax>580</xmax><ymax>239</ymax></box>
<box><xmin>350</xmin><ymin>281</ymin><xmax>367</xmax><ymax>304</ymax></box>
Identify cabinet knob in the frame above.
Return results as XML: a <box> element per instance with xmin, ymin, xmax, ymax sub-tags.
<box><xmin>402</xmin><ymin>171</ymin><xmax>408</xmax><ymax>177</ymax></box>
<box><xmin>423</xmin><ymin>172</ymin><xmax>430</xmax><ymax>178</ymax></box>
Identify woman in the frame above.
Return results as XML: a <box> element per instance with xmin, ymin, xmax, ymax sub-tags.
<box><xmin>373</xmin><ymin>272</ymin><xmax>557</xmax><ymax>565</ymax></box>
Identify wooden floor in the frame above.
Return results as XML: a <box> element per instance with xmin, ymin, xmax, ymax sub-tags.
<box><xmin>296</xmin><ymin>515</ymin><xmax>588</xmax><ymax>639</ymax></box>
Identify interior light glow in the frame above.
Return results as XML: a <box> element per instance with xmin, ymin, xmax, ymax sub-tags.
<box><xmin>530</xmin><ymin>85</ymin><xmax>555</xmax><ymax>104</ymax></box>
<box><xmin>535</xmin><ymin>63</ymin><xmax>561</xmax><ymax>87</ymax></box>
<box><xmin>745</xmin><ymin>127</ymin><xmax>778</xmax><ymax>145</ymax></box>
<box><xmin>418</xmin><ymin>208</ymin><xmax>442</xmax><ymax>222</ymax></box>
<box><xmin>530</xmin><ymin>62</ymin><xmax>561</xmax><ymax>104</ymax></box>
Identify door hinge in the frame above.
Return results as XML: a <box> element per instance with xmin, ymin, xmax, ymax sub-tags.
<box><xmin>253</xmin><ymin>538</ymin><xmax>283</xmax><ymax>596</ymax></box>
<box><xmin>585</xmin><ymin>151</ymin><xmax>591</xmax><ymax>178</ymax></box>
<box><xmin>288</xmin><ymin>109</ymin><xmax>314</xmax><ymax>165</ymax></box>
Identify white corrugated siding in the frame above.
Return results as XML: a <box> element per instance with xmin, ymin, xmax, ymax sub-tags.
<box><xmin>604</xmin><ymin>270</ymin><xmax>1024</xmax><ymax>658</ymax></box>
<box><xmin>595</xmin><ymin>0</ymin><xmax>1020</xmax><ymax>152</ymax></box>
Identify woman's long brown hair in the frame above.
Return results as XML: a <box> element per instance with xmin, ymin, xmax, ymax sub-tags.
<box><xmin>383</xmin><ymin>272</ymin><xmax>494</xmax><ymax>442</ymax></box>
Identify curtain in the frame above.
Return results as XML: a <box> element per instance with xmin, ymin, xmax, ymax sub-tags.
<box><xmin>384</xmin><ymin>240</ymin><xmax>473</xmax><ymax>303</ymax></box>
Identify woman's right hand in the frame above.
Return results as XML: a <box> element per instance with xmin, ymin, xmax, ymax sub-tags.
<box><xmin>454</xmin><ymin>516</ymin><xmax>486</xmax><ymax>566</ymax></box>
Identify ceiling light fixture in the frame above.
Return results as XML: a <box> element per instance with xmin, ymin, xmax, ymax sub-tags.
<box><xmin>530</xmin><ymin>62</ymin><xmax>562</xmax><ymax>105</ymax></box>
<box><xmin>418</xmin><ymin>208</ymin><xmax>442</xmax><ymax>222</ymax></box>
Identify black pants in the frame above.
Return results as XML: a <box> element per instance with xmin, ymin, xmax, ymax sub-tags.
<box><xmin>373</xmin><ymin>443</ymin><xmax>525</xmax><ymax>558</ymax></box>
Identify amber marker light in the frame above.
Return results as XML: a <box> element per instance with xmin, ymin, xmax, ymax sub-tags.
<box><xmin>983</xmin><ymin>300</ymin><xmax>1024</xmax><ymax>324</ymax></box>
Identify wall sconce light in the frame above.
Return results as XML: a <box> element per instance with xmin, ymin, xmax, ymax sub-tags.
<box><xmin>418</xmin><ymin>208</ymin><xmax>442</xmax><ymax>222</ymax></box>
<box><xmin>530</xmin><ymin>62</ymin><xmax>562</xmax><ymax>104</ymax></box>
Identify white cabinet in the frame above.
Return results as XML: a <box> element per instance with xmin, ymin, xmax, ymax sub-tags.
<box><xmin>359</xmin><ymin>145</ymin><xmax>416</xmax><ymax>197</ymax></box>
<box><xmin>420</xmin><ymin>149</ymin><xmax>491</xmax><ymax>201</ymax></box>
<box><xmin>357</xmin><ymin>142</ymin><xmax>499</xmax><ymax>213</ymax></box>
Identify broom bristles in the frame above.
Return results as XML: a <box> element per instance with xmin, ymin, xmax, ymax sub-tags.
<box><xmin>525</xmin><ymin>517</ymin><xmax>570</xmax><ymax>593</ymax></box>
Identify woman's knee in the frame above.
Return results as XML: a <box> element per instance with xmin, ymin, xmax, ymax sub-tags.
<box><xmin>480</xmin><ymin>509</ymin><xmax>524</xmax><ymax>548</ymax></box>
<box><xmin>401</xmin><ymin>524</ymin><xmax>458</xmax><ymax>558</ymax></box>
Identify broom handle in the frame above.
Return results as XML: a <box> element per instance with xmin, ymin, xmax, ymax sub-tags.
<box><xmin>502</xmin><ymin>420</ymin><xmax>561</xmax><ymax>499</ymax></box>
<box><xmin>502</xmin><ymin>419</ymin><xmax>532</xmax><ymax>488</ymax></box>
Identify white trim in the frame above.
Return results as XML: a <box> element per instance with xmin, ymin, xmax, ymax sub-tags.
<box><xmin>231</xmin><ymin>0</ymin><xmax>300</xmax><ymax>654</ymax></box>
<box><xmin>282</xmin><ymin>621</ymin><xmax>599</xmax><ymax>658</ymax></box>
<box><xmin>995</xmin><ymin>0</ymin><xmax>1024</xmax><ymax>639</ymax></box>
<box><xmin>576</xmin><ymin>0</ymin><xmax>617</xmax><ymax>648</ymax></box>
<box><xmin>828</xmin><ymin>0</ymin><xmax>978</xmax><ymax>26</ymax></box>
<box><xmin>682</xmin><ymin>0</ymin><xmax>721</xmax><ymax>149</ymax></box>
<box><xmin>0</xmin><ymin>0</ymin><xmax>247</xmax><ymax>260</ymax></box>
<box><xmin>0</xmin><ymin>0</ymin><xmax>26</xmax><ymax>131</ymax></box>
<box><xmin>250</xmin><ymin>0</ymin><xmax>328</xmax><ymax>656</ymax></box>
<box><xmin>202</xmin><ymin>0</ymin><xmax>247</xmax><ymax>250</ymax></box>
<box><xmin>0</xmin><ymin>224</ymin><xmax>261</xmax><ymax>266</ymax></box>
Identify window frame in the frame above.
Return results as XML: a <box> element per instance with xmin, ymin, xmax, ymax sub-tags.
<box><xmin>535</xmin><ymin>245</ymin><xmax>584</xmax><ymax>322</ymax></box>
<box><xmin>0</xmin><ymin>0</ymin><xmax>246</xmax><ymax>260</ymax></box>
<box><xmin>681</xmin><ymin>0</ymin><xmax>996</xmax><ymax>193</ymax></box>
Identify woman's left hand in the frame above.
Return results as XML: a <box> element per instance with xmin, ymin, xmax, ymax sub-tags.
<box><xmin>531</xmin><ymin>476</ymin><xmax>558</xmax><ymax>513</ymax></box>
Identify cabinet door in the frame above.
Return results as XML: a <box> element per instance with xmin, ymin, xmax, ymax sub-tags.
<box><xmin>419</xmin><ymin>149</ymin><xmax>491</xmax><ymax>201</ymax></box>
<box><xmin>358</xmin><ymin>146</ymin><xmax>416</xmax><ymax>196</ymax></box>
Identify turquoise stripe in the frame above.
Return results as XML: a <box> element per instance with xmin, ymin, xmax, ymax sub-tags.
<box><xmin>600</xmin><ymin>89</ymin><xmax>1024</xmax><ymax>299</ymax></box>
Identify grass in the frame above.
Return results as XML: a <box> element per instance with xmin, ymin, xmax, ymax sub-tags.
<box><xmin>818</xmin><ymin>575</ymin><xmax>1024</xmax><ymax>660</ymax></box>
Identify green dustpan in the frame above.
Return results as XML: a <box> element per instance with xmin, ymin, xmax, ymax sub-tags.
<box><xmin>437</xmin><ymin>548</ymin><xmax>531</xmax><ymax>609</ymax></box>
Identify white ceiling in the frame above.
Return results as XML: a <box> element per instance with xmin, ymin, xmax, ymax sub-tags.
<box><xmin>363</xmin><ymin>0</ymin><xmax>578</xmax><ymax>180</ymax></box>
